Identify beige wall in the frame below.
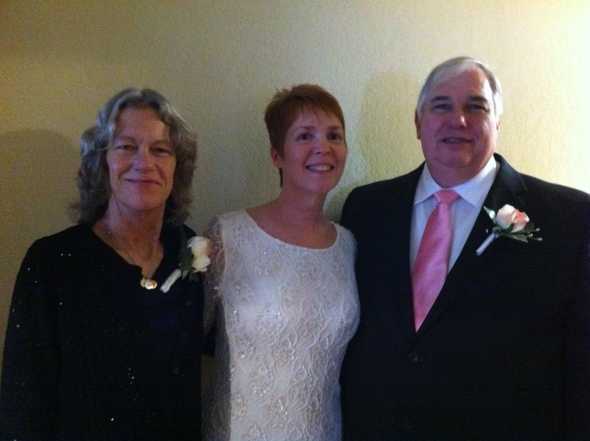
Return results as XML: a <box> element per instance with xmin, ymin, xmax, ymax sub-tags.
<box><xmin>1</xmin><ymin>0</ymin><xmax>589</xmax><ymax>358</ymax></box>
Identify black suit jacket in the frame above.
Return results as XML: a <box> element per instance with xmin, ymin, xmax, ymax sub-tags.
<box><xmin>340</xmin><ymin>154</ymin><xmax>590</xmax><ymax>441</ymax></box>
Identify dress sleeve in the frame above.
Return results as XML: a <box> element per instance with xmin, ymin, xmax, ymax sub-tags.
<box><xmin>0</xmin><ymin>241</ymin><xmax>59</xmax><ymax>441</ymax></box>
<box><xmin>203</xmin><ymin>217</ymin><xmax>225</xmax><ymax>347</ymax></box>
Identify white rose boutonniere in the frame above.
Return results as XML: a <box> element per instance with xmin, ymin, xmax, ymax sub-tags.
<box><xmin>161</xmin><ymin>235</ymin><xmax>211</xmax><ymax>293</ymax></box>
<box><xmin>475</xmin><ymin>204</ymin><xmax>542</xmax><ymax>256</ymax></box>
<box><xmin>494</xmin><ymin>204</ymin><xmax>530</xmax><ymax>231</ymax></box>
<box><xmin>187</xmin><ymin>236</ymin><xmax>211</xmax><ymax>273</ymax></box>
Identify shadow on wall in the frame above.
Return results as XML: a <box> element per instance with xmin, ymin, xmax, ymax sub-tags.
<box><xmin>326</xmin><ymin>70</ymin><xmax>423</xmax><ymax>220</ymax></box>
<box><xmin>189</xmin><ymin>89</ymin><xmax>280</xmax><ymax>231</ymax></box>
<box><xmin>0</xmin><ymin>129</ymin><xmax>78</xmax><ymax>362</ymax></box>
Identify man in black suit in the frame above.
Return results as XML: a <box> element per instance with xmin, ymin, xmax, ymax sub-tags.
<box><xmin>340</xmin><ymin>56</ymin><xmax>590</xmax><ymax>441</ymax></box>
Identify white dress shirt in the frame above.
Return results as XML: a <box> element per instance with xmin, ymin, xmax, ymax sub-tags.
<box><xmin>410</xmin><ymin>156</ymin><xmax>498</xmax><ymax>272</ymax></box>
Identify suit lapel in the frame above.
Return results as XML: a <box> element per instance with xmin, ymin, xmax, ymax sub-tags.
<box><xmin>389</xmin><ymin>169</ymin><xmax>422</xmax><ymax>339</ymax></box>
<box><xmin>417</xmin><ymin>154</ymin><xmax>528</xmax><ymax>335</ymax></box>
<box><xmin>365</xmin><ymin>167</ymin><xmax>422</xmax><ymax>340</ymax></box>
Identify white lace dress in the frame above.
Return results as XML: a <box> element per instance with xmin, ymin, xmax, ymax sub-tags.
<box><xmin>203</xmin><ymin>210</ymin><xmax>359</xmax><ymax>441</ymax></box>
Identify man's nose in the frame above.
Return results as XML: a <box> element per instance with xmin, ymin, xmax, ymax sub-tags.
<box><xmin>449</xmin><ymin>110</ymin><xmax>467</xmax><ymax>127</ymax></box>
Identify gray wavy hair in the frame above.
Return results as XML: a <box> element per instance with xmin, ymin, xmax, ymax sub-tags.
<box><xmin>73</xmin><ymin>87</ymin><xmax>197</xmax><ymax>225</ymax></box>
<box><xmin>416</xmin><ymin>56</ymin><xmax>503</xmax><ymax>119</ymax></box>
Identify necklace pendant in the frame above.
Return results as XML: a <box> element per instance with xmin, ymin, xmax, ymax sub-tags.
<box><xmin>140</xmin><ymin>277</ymin><xmax>158</xmax><ymax>290</ymax></box>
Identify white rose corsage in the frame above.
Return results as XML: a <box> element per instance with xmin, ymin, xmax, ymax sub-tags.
<box><xmin>475</xmin><ymin>204</ymin><xmax>542</xmax><ymax>256</ymax></box>
<box><xmin>161</xmin><ymin>235</ymin><xmax>211</xmax><ymax>293</ymax></box>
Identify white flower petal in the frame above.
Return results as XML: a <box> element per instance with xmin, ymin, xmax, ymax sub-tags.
<box><xmin>193</xmin><ymin>255</ymin><xmax>211</xmax><ymax>272</ymax></box>
<box><xmin>188</xmin><ymin>236</ymin><xmax>210</xmax><ymax>254</ymax></box>
<box><xmin>187</xmin><ymin>236</ymin><xmax>211</xmax><ymax>273</ymax></box>
<box><xmin>496</xmin><ymin>204</ymin><xmax>517</xmax><ymax>229</ymax></box>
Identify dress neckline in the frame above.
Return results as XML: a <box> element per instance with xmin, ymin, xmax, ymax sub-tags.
<box><xmin>240</xmin><ymin>210</ymin><xmax>340</xmax><ymax>252</ymax></box>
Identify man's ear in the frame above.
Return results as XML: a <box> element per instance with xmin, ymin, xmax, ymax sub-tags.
<box><xmin>414</xmin><ymin>111</ymin><xmax>421</xmax><ymax>140</ymax></box>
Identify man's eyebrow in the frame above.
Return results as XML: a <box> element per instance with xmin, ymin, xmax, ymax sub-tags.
<box><xmin>429</xmin><ymin>95</ymin><xmax>451</xmax><ymax>103</ymax></box>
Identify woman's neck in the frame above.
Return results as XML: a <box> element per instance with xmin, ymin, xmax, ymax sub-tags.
<box><xmin>248</xmin><ymin>190</ymin><xmax>335</xmax><ymax>249</ymax></box>
<box><xmin>100</xmin><ymin>201</ymin><xmax>164</xmax><ymax>246</ymax></box>
<box><xmin>93</xmin><ymin>203</ymin><xmax>165</xmax><ymax>274</ymax></box>
<box><xmin>271</xmin><ymin>187</ymin><xmax>328</xmax><ymax>227</ymax></box>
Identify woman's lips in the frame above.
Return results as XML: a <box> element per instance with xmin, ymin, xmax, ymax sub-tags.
<box><xmin>306</xmin><ymin>164</ymin><xmax>335</xmax><ymax>172</ymax></box>
<box><xmin>126</xmin><ymin>178</ymin><xmax>161</xmax><ymax>186</ymax></box>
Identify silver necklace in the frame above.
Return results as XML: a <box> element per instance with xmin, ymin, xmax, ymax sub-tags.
<box><xmin>102</xmin><ymin>224</ymin><xmax>160</xmax><ymax>291</ymax></box>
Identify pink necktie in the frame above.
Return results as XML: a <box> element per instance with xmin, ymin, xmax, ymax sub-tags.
<box><xmin>412</xmin><ymin>189</ymin><xmax>459</xmax><ymax>330</ymax></box>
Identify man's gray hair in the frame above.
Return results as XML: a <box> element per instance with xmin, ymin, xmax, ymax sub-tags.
<box><xmin>416</xmin><ymin>56</ymin><xmax>503</xmax><ymax>119</ymax></box>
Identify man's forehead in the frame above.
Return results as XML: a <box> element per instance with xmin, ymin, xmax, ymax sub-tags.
<box><xmin>428</xmin><ymin>69</ymin><xmax>493</xmax><ymax>100</ymax></box>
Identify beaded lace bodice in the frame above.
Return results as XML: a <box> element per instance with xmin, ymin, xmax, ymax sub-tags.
<box><xmin>203</xmin><ymin>210</ymin><xmax>359</xmax><ymax>441</ymax></box>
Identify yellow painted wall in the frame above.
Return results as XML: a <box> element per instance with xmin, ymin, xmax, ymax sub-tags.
<box><xmin>1</xmin><ymin>1</ymin><xmax>589</xmax><ymax>357</ymax></box>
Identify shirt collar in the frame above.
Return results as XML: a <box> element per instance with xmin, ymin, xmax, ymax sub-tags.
<box><xmin>414</xmin><ymin>155</ymin><xmax>498</xmax><ymax>207</ymax></box>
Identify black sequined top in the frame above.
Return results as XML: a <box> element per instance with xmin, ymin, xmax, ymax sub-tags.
<box><xmin>0</xmin><ymin>224</ymin><xmax>203</xmax><ymax>441</ymax></box>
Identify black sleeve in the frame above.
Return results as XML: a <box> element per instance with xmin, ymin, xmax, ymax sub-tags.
<box><xmin>340</xmin><ymin>187</ymin><xmax>358</xmax><ymax>232</ymax></box>
<box><xmin>0</xmin><ymin>241</ymin><xmax>59</xmax><ymax>441</ymax></box>
<box><xmin>565</xmin><ymin>201</ymin><xmax>590</xmax><ymax>440</ymax></box>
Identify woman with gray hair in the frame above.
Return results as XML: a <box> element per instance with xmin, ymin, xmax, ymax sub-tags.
<box><xmin>0</xmin><ymin>88</ymin><xmax>204</xmax><ymax>441</ymax></box>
